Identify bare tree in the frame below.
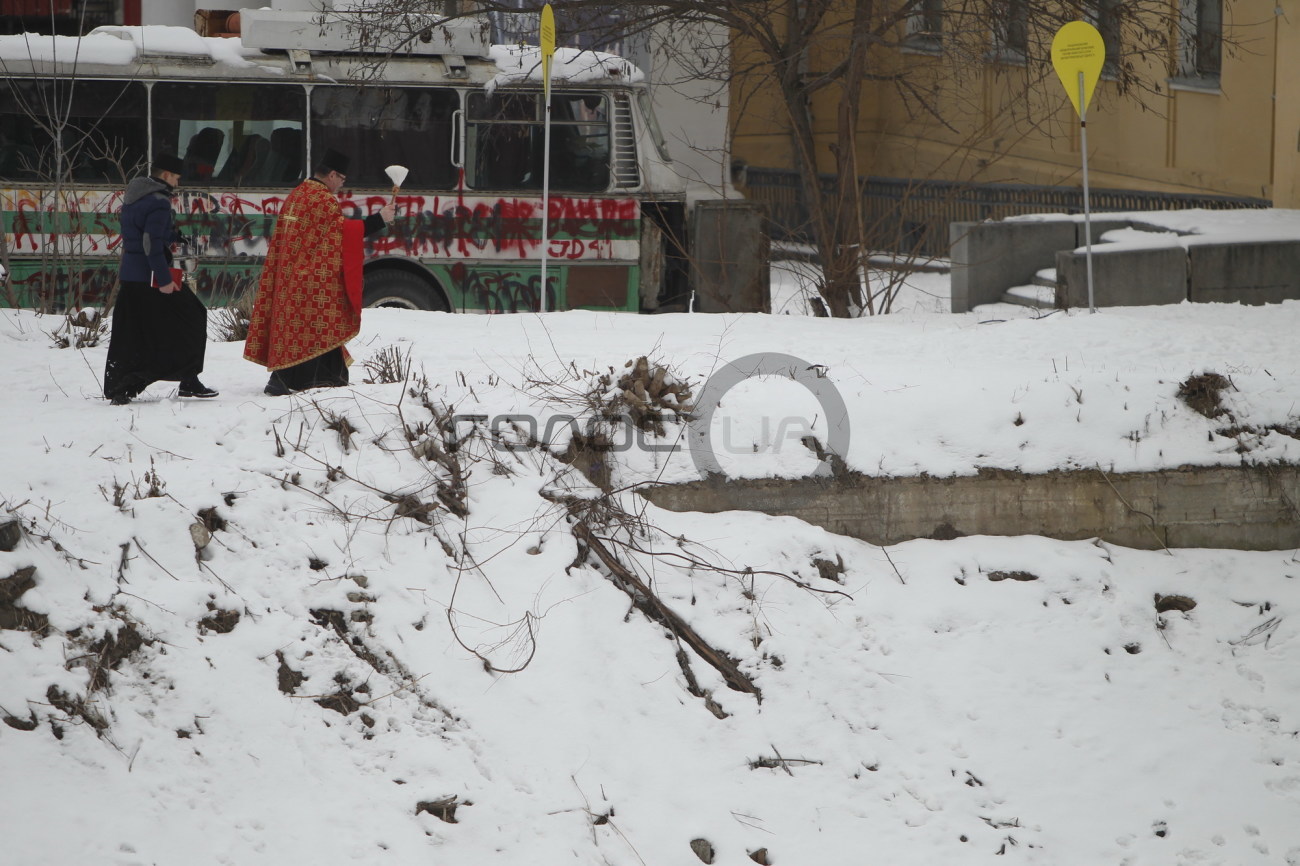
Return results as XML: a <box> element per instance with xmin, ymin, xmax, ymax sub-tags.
<box><xmin>326</xmin><ymin>0</ymin><xmax>1214</xmax><ymax>316</ymax></box>
<box><xmin>0</xmin><ymin>19</ymin><xmax>145</xmax><ymax>316</ymax></box>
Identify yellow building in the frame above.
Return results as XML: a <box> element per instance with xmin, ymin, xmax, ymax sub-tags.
<box><xmin>731</xmin><ymin>1</ymin><xmax>1300</xmax><ymax>209</ymax></box>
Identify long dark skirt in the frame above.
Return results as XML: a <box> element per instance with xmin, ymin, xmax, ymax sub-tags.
<box><xmin>104</xmin><ymin>281</ymin><xmax>208</xmax><ymax>400</ymax></box>
<box><xmin>267</xmin><ymin>348</ymin><xmax>349</xmax><ymax>394</ymax></box>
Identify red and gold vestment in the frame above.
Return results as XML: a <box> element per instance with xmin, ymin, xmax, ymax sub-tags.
<box><xmin>244</xmin><ymin>179</ymin><xmax>364</xmax><ymax>371</ymax></box>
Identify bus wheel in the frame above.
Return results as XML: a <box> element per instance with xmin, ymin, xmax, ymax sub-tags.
<box><xmin>363</xmin><ymin>269</ymin><xmax>450</xmax><ymax>311</ymax></box>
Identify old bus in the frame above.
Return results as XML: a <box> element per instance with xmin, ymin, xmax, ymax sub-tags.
<box><xmin>0</xmin><ymin>10</ymin><xmax>711</xmax><ymax>314</ymax></box>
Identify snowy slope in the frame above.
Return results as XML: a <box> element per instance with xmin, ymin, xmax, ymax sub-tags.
<box><xmin>1</xmin><ymin>290</ymin><xmax>1300</xmax><ymax>865</ymax></box>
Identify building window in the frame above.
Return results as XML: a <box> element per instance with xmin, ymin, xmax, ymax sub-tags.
<box><xmin>904</xmin><ymin>0</ymin><xmax>942</xmax><ymax>53</ymax></box>
<box><xmin>990</xmin><ymin>0</ymin><xmax>1028</xmax><ymax>62</ymax></box>
<box><xmin>1086</xmin><ymin>0</ymin><xmax>1122</xmax><ymax>78</ymax></box>
<box><xmin>1178</xmin><ymin>0</ymin><xmax>1221</xmax><ymax>83</ymax></box>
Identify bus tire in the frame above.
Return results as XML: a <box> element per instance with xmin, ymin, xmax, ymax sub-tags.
<box><xmin>363</xmin><ymin>269</ymin><xmax>450</xmax><ymax>312</ymax></box>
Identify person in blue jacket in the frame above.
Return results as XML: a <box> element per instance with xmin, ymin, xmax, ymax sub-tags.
<box><xmin>103</xmin><ymin>153</ymin><xmax>218</xmax><ymax>404</ymax></box>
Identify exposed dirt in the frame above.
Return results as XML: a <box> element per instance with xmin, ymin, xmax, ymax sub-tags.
<box><xmin>988</xmin><ymin>570</ymin><xmax>1039</xmax><ymax>582</ymax></box>
<box><xmin>46</xmin><ymin>684</ymin><xmax>107</xmax><ymax>731</ymax></box>
<box><xmin>275</xmin><ymin>650</ymin><xmax>305</xmax><ymax>695</ymax></box>
<box><xmin>85</xmin><ymin>620</ymin><xmax>149</xmax><ymax>692</ymax></box>
<box><xmin>0</xmin><ymin>519</ymin><xmax>21</xmax><ymax>551</ymax></box>
<box><xmin>198</xmin><ymin>606</ymin><xmax>241</xmax><ymax>635</ymax></box>
<box><xmin>1154</xmin><ymin>593</ymin><xmax>1197</xmax><ymax>613</ymax></box>
<box><xmin>0</xmin><ymin>566</ymin><xmax>48</xmax><ymax>633</ymax></box>
<box><xmin>558</xmin><ymin>431</ymin><xmax>615</xmax><ymax>491</ymax></box>
<box><xmin>316</xmin><ymin>688</ymin><xmax>362</xmax><ymax>716</ymax></box>
<box><xmin>812</xmin><ymin>556</ymin><xmax>845</xmax><ymax>584</ymax></box>
<box><xmin>2</xmin><ymin>712</ymin><xmax>38</xmax><ymax>731</ymax></box>
<box><xmin>196</xmin><ymin>506</ymin><xmax>227</xmax><ymax>533</ymax></box>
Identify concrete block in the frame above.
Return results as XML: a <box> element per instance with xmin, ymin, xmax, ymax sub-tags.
<box><xmin>1055</xmin><ymin>245</ymin><xmax>1187</xmax><ymax>309</ymax></box>
<box><xmin>1188</xmin><ymin>240</ymin><xmax>1300</xmax><ymax>305</ymax></box>
<box><xmin>949</xmin><ymin>220</ymin><xmax>1076</xmax><ymax>313</ymax></box>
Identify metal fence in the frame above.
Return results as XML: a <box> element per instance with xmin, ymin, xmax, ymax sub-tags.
<box><xmin>741</xmin><ymin>168</ymin><xmax>1271</xmax><ymax>258</ymax></box>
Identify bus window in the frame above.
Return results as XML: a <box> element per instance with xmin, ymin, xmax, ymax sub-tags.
<box><xmin>0</xmin><ymin>79</ymin><xmax>147</xmax><ymax>183</ymax></box>
<box><xmin>466</xmin><ymin>91</ymin><xmax>610</xmax><ymax>193</ymax></box>
<box><xmin>310</xmin><ymin>86</ymin><xmax>458</xmax><ymax>190</ymax></box>
<box><xmin>151</xmin><ymin>83</ymin><xmax>306</xmax><ymax>187</ymax></box>
<box><xmin>552</xmin><ymin>93</ymin><xmax>611</xmax><ymax>192</ymax></box>
<box><xmin>467</xmin><ymin>92</ymin><xmax>539</xmax><ymax>190</ymax></box>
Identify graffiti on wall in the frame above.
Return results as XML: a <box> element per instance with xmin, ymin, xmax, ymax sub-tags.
<box><xmin>2</xmin><ymin>187</ymin><xmax>639</xmax><ymax>262</ymax></box>
<box><xmin>4</xmin><ymin>263</ymin><xmax>259</xmax><ymax>311</ymax></box>
<box><xmin>3</xmin><ymin>186</ymin><xmax>638</xmax><ymax>309</ymax></box>
<box><xmin>449</xmin><ymin>263</ymin><xmax>559</xmax><ymax>314</ymax></box>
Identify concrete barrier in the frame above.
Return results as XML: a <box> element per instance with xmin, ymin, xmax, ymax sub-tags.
<box><xmin>1055</xmin><ymin>245</ymin><xmax>1188</xmax><ymax>309</ymax></box>
<box><xmin>949</xmin><ymin>218</ymin><xmax>1144</xmax><ymax>312</ymax></box>
<box><xmin>641</xmin><ymin>465</ymin><xmax>1300</xmax><ymax>551</ymax></box>
<box><xmin>943</xmin><ymin>217</ymin><xmax>1300</xmax><ymax>311</ymax></box>
<box><xmin>949</xmin><ymin>220</ymin><xmax>1076</xmax><ymax>312</ymax></box>
<box><xmin>1188</xmin><ymin>240</ymin><xmax>1300</xmax><ymax>305</ymax></box>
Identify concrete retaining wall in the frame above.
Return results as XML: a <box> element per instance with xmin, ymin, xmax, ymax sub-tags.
<box><xmin>1055</xmin><ymin>245</ymin><xmax>1188</xmax><ymax>309</ymax></box>
<box><xmin>949</xmin><ymin>220</ymin><xmax>1074</xmax><ymax>312</ymax></box>
<box><xmin>641</xmin><ymin>465</ymin><xmax>1300</xmax><ymax>551</ymax></box>
<box><xmin>1188</xmin><ymin>240</ymin><xmax>1300</xmax><ymax>304</ymax></box>
<box><xmin>949</xmin><ymin>218</ymin><xmax>1300</xmax><ymax>311</ymax></box>
<box><xmin>949</xmin><ymin>219</ymin><xmax>1136</xmax><ymax>312</ymax></box>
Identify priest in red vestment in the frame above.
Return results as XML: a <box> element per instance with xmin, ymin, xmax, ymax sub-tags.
<box><xmin>244</xmin><ymin>148</ymin><xmax>395</xmax><ymax>395</ymax></box>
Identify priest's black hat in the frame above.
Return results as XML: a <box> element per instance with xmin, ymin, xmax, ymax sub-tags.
<box><xmin>153</xmin><ymin>152</ymin><xmax>184</xmax><ymax>177</ymax></box>
<box><xmin>317</xmin><ymin>148</ymin><xmax>350</xmax><ymax>175</ymax></box>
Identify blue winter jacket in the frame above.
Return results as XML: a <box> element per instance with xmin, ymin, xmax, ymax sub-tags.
<box><xmin>119</xmin><ymin>175</ymin><xmax>178</xmax><ymax>287</ymax></box>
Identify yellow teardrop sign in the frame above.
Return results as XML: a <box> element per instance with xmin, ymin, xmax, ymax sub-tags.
<box><xmin>540</xmin><ymin>4</ymin><xmax>556</xmax><ymax>59</ymax></box>
<box><xmin>540</xmin><ymin>4</ymin><xmax>556</xmax><ymax>97</ymax></box>
<box><xmin>1051</xmin><ymin>21</ymin><xmax>1105</xmax><ymax>119</ymax></box>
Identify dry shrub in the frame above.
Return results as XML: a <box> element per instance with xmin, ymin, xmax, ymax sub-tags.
<box><xmin>595</xmin><ymin>355</ymin><xmax>693</xmax><ymax>435</ymax></box>
<box><xmin>48</xmin><ymin>309</ymin><xmax>107</xmax><ymax>349</ymax></box>
<box><xmin>363</xmin><ymin>345</ymin><xmax>412</xmax><ymax>384</ymax></box>
<box><xmin>1177</xmin><ymin>372</ymin><xmax>1233</xmax><ymax>419</ymax></box>
<box><xmin>210</xmin><ymin>291</ymin><xmax>254</xmax><ymax>342</ymax></box>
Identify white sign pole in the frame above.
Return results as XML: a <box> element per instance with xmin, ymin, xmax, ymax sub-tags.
<box><xmin>1079</xmin><ymin>71</ymin><xmax>1095</xmax><ymax>314</ymax></box>
<box><xmin>539</xmin><ymin>91</ymin><xmax>553</xmax><ymax>312</ymax></box>
<box><xmin>538</xmin><ymin>5</ymin><xmax>555</xmax><ymax>313</ymax></box>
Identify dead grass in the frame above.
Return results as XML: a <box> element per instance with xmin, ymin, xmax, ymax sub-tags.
<box><xmin>210</xmin><ymin>293</ymin><xmax>253</xmax><ymax>342</ymax></box>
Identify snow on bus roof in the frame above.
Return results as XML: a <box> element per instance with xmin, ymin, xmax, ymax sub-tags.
<box><xmin>486</xmin><ymin>44</ymin><xmax>644</xmax><ymax>91</ymax></box>
<box><xmin>0</xmin><ymin>26</ymin><xmax>268</xmax><ymax>68</ymax></box>
<box><xmin>0</xmin><ymin>27</ymin><xmax>646</xmax><ymax>90</ymax></box>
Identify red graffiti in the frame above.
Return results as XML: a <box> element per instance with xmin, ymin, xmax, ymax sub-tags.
<box><xmin>549</xmin><ymin>197</ymin><xmax>638</xmax><ymax>222</ymax></box>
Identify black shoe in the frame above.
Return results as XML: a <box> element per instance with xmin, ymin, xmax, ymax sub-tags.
<box><xmin>263</xmin><ymin>374</ymin><xmax>293</xmax><ymax>397</ymax></box>
<box><xmin>108</xmin><ymin>393</ymin><xmax>132</xmax><ymax>405</ymax></box>
<box><xmin>178</xmin><ymin>378</ymin><xmax>219</xmax><ymax>398</ymax></box>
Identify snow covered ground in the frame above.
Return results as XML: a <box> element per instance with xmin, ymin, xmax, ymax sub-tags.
<box><xmin>2</xmin><ymin>252</ymin><xmax>1300</xmax><ymax>865</ymax></box>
